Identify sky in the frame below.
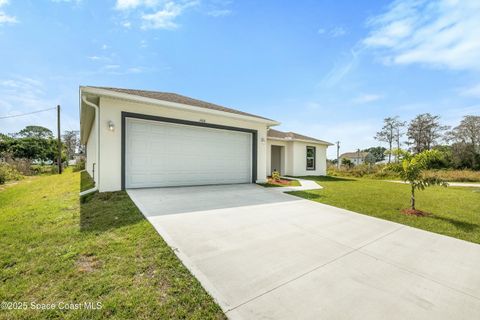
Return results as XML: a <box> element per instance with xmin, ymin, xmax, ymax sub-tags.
<box><xmin>0</xmin><ymin>0</ymin><xmax>479</xmax><ymax>158</ymax></box>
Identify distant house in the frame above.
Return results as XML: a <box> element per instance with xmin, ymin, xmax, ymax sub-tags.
<box><xmin>340</xmin><ymin>151</ymin><xmax>369</xmax><ymax>165</ymax></box>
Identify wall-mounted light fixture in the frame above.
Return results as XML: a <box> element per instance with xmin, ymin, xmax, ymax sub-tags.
<box><xmin>108</xmin><ymin>120</ymin><xmax>115</xmax><ymax>131</ymax></box>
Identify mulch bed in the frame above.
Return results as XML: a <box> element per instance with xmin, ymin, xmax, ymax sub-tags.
<box><xmin>401</xmin><ymin>208</ymin><xmax>431</xmax><ymax>217</ymax></box>
<box><xmin>267</xmin><ymin>178</ymin><xmax>292</xmax><ymax>185</ymax></box>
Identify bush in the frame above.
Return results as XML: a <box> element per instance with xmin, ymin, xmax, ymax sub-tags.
<box><xmin>73</xmin><ymin>159</ymin><xmax>86</xmax><ymax>172</ymax></box>
<box><xmin>0</xmin><ymin>163</ymin><xmax>23</xmax><ymax>184</ymax></box>
<box><xmin>271</xmin><ymin>170</ymin><xmax>281</xmax><ymax>181</ymax></box>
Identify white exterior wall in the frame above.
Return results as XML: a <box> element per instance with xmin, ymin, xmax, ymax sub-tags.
<box><xmin>86</xmin><ymin>119</ymin><xmax>97</xmax><ymax>183</ymax></box>
<box><xmin>96</xmin><ymin>96</ymin><xmax>269</xmax><ymax>192</ymax></box>
<box><xmin>291</xmin><ymin>141</ymin><xmax>327</xmax><ymax>176</ymax></box>
<box><xmin>266</xmin><ymin>139</ymin><xmax>328</xmax><ymax>177</ymax></box>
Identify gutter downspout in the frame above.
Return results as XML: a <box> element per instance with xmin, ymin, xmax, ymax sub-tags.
<box><xmin>80</xmin><ymin>95</ymin><xmax>100</xmax><ymax>196</ymax></box>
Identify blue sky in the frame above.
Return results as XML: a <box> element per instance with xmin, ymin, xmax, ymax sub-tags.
<box><xmin>0</xmin><ymin>0</ymin><xmax>479</xmax><ymax>158</ymax></box>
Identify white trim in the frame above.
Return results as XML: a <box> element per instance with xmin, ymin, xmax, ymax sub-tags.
<box><xmin>81</xmin><ymin>95</ymin><xmax>100</xmax><ymax>191</ymax></box>
<box><xmin>80</xmin><ymin>86</ymin><xmax>280</xmax><ymax>126</ymax></box>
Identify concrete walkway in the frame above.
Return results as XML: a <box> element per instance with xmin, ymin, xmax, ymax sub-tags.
<box><xmin>271</xmin><ymin>177</ymin><xmax>323</xmax><ymax>192</ymax></box>
<box><xmin>128</xmin><ymin>184</ymin><xmax>480</xmax><ymax>320</ymax></box>
<box><xmin>387</xmin><ymin>180</ymin><xmax>480</xmax><ymax>188</ymax></box>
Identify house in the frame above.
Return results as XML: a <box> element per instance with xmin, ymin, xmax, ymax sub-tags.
<box><xmin>339</xmin><ymin>151</ymin><xmax>369</xmax><ymax>165</ymax></box>
<box><xmin>79</xmin><ymin>86</ymin><xmax>333</xmax><ymax>192</ymax></box>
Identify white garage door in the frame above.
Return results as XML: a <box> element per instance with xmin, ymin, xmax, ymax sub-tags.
<box><xmin>125</xmin><ymin>118</ymin><xmax>253</xmax><ymax>188</ymax></box>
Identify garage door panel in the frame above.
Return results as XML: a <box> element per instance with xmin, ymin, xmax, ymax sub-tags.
<box><xmin>125</xmin><ymin>118</ymin><xmax>253</xmax><ymax>188</ymax></box>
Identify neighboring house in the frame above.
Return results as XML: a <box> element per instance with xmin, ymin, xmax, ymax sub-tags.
<box><xmin>79</xmin><ymin>86</ymin><xmax>332</xmax><ymax>192</ymax></box>
<box><xmin>339</xmin><ymin>151</ymin><xmax>369</xmax><ymax>165</ymax></box>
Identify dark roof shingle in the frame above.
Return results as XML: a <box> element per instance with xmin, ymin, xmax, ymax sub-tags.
<box><xmin>88</xmin><ymin>86</ymin><xmax>275</xmax><ymax>122</ymax></box>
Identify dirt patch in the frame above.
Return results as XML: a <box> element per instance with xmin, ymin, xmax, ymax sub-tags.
<box><xmin>76</xmin><ymin>254</ymin><xmax>101</xmax><ymax>272</ymax></box>
<box><xmin>401</xmin><ymin>208</ymin><xmax>430</xmax><ymax>217</ymax></box>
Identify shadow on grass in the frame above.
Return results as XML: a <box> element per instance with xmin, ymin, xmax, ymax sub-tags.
<box><xmin>80</xmin><ymin>191</ymin><xmax>145</xmax><ymax>233</ymax></box>
<box><xmin>293</xmin><ymin>175</ymin><xmax>356</xmax><ymax>182</ymax></box>
<box><xmin>80</xmin><ymin>171</ymin><xmax>95</xmax><ymax>192</ymax></box>
<box><xmin>429</xmin><ymin>215</ymin><xmax>479</xmax><ymax>232</ymax></box>
<box><xmin>287</xmin><ymin>190</ymin><xmax>323</xmax><ymax>200</ymax></box>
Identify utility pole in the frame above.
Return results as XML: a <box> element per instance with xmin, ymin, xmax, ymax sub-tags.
<box><xmin>336</xmin><ymin>141</ymin><xmax>340</xmax><ymax>168</ymax></box>
<box><xmin>57</xmin><ymin>105</ymin><xmax>62</xmax><ymax>174</ymax></box>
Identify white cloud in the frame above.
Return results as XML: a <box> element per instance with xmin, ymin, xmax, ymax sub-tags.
<box><xmin>330</xmin><ymin>26</ymin><xmax>346</xmax><ymax>37</ymax></box>
<box><xmin>115</xmin><ymin>0</ymin><xmax>158</xmax><ymax>10</ymax></box>
<box><xmin>363</xmin><ymin>0</ymin><xmax>480</xmax><ymax>71</ymax></box>
<box><xmin>141</xmin><ymin>1</ymin><xmax>198</xmax><ymax>30</ymax></box>
<box><xmin>0</xmin><ymin>12</ymin><xmax>17</xmax><ymax>24</ymax></box>
<box><xmin>0</xmin><ymin>0</ymin><xmax>17</xmax><ymax>25</ymax></box>
<box><xmin>352</xmin><ymin>94</ymin><xmax>383</xmax><ymax>104</ymax></box>
<box><xmin>122</xmin><ymin>21</ymin><xmax>132</xmax><ymax>28</ymax></box>
<box><xmin>459</xmin><ymin>83</ymin><xmax>480</xmax><ymax>98</ymax></box>
<box><xmin>0</xmin><ymin>77</ymin><xmax>78</xmax><ymax>135</ymax></box>
<box><xmin>319</xmin><ymin>49</ymin><xmax>360</xmax><ymax>87</ymax></box>
<box><xmin>207</xmin><ymin>9</ymin><xmax>231</xmax><ymax>17</ymax></box>
<box><xmin>101</xmin><ymin>44</ymin><xmax>108</xmax><ymax>50</ymax></box>
<box><xmin>318</xmin><ymin>26</ymin><xmax>347</xmax><ymax>37</ymax></box>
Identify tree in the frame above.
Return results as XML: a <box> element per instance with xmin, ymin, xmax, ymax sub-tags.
<box><xmin>375</xmin><ymin>116</ymin><xmax>404</xmax><ymax>163</ymax></box>
<box><xmin>16</xmin><ymin>125</ymin><xmax>53</xmax><ymax>139</ymax></box>
<box><xmin>406</xmin><ymin>113</ymin><xmax>449</xmax><ymax>154</ymax></box>
<box><xmin>394</xmin><ymin>149</ymin><xmax>448</xmax><ymax>211</ymax></box>
<box><xmin>362</xmin><ymin>146</ymin><xmax>387</xmax><ymax>162</ymax></box>
<box><xmin>447</xmin><ymin>115</ymin><xmax>480</xmax><ymax>169</ymax></box>
<box><xmin>63</xmin><ymin>130</ymin><xmax>79</xmax><ymax>160</ymax></box>
<box><xmin>341</xmin><ymin>158</ymin><xmax>353</xmax><ymax>168</ymax></box>
<box><xmin>394</xmin><ymin>120</ymin><xmax>406</xmax><ymax>162</ymax></box>
<box><xmin>364</xmin><ymin>152</ymin><xmax>377</xmax><ymax>165</ymax></box>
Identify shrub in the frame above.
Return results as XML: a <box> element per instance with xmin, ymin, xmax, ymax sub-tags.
<box><xmin>73</xmin><ymin>159</ymin><xmax>86</xmax><ymax>172</ymax></box>
<box><xmin>0</xmin><ymin>163</ymin><xmax>23</xmax><ymax>184</ymax></box>
<box><xmin>271</xmin><ymin>170</ymin><xmax>281</xmax><ymax>181</ymax></box>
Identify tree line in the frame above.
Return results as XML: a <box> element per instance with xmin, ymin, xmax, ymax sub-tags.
<box><xmin>374</xmin><ymin>114</ymin><xmax>480</xmax><ymax>170</ymax></box>
<box><xmin>0</xmin><ymin>125</ymin><xmax>80</xmax><ymax>164</ymax></box>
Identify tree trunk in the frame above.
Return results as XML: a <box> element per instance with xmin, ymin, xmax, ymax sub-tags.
<box><xmin>411</xmin><ymin>185</ymin><xmax>415</xmax><ymax>210</ymax></box>
<box><xmin>388</xmin><ymin>140</ymin><xmax>392</xmax><ymax>163</ymax></box>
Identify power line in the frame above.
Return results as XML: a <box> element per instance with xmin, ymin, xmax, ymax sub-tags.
<box><xmin>0</xmin><ymin>107</ymin><xmax>56</xmax><ymax>120</ymax></box>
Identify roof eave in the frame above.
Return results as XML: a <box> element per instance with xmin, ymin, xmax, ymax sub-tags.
<box><xmin>80</xmin><ymin>86</ymin><xmax>281</xmax><ymax>126</ymax></box>
<box><xmin>267</xmin><ymin>136</ymin><xmax>333</xmax><ymax>146</ymax></box>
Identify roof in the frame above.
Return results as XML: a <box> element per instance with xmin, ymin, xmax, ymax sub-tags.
<box><xmin>340</xmin><ymin>152</ymin><xmax>369</xmax><ymax>158</ymax></box>
<box><xmin>267</xmin><ymin>129</ymin><xmax>333</xmax><ymax>145</ymax></box>
<box><xmin>85</xmin><ymin>86</ymin><xmax>275</xmax><ymax>122</ymax></box>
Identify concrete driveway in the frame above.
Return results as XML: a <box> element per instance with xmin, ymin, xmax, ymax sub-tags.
<box><xmin>128</xmin><ymin>184</ymin><xmax>480</xmax><ymax>320</ymax></box>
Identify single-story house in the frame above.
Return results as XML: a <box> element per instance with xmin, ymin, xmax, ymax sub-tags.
<box><xmin>79</xmin><ymin>86</ymin><xmax>333</xmax><ymax>192</ymax></box>
<box><xmin>339</xmin><ymin>151</ymin><xmax>369</xmax><ymax>165</ymax></box>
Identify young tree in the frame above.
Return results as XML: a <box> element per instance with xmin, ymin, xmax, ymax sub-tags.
<box><xmin>406</xmin><ymin>113</ymin><xmax>449</xmax><ymax>153</ymax></box>
<box><xmin>394</xmin><ymin>149</ymin><xmax>448</xmax><ymax>211</ymax></box>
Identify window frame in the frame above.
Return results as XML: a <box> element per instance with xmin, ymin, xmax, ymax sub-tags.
<box><xmin>306</xmin><ymin>146</ymin><xmax>316</xmax><ymax>171</ymax></box>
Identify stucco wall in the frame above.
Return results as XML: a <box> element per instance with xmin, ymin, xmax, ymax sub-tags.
<box><xmin>86</xmin><ymin>119</ymin><xmax>97</xmax><ymax>183</ymax></box>
<box><xmin>95</xmin><ymin>96</ymin><xmax>269</xmax><ymax>192</ymax></box>
<box><xmin>291</xmin><ymin>141</ymin><xmax>327</xmax><ymax>176</ymax></box>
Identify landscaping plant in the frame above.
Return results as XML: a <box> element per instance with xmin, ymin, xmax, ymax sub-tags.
<box><xmin>395</xmin><ymin>149</ymin><xmax>448</xmax><ymax>214</ymax></box>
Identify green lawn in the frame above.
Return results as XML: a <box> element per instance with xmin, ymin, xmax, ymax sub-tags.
<box><xmin>0</xmin><ymin>169</ymin><xmax>225</xmax><ymax>320</ymax></box>
<box><xmin>289</xmin><ymin>176</ymin><xmax>480</xmax><ymax>244</ymax></box>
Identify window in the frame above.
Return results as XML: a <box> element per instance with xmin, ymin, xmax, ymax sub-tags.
<box><xmin>306</xmin><ymin>146</ymin><xmax>316</xmax><ymax>170</ymax></box>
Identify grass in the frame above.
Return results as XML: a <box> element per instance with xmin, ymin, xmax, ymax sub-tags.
<box><xmin>258</xmin><ymin>178</ymin><xmax>301</xmax><ymax>188</ymax></box>
<box><xmin>80</xmin><ymin>170</ymin><xmax>95</xmax><ymax>192</ymax></box>
<box><xmin>289</xmin><ymin>176</ymin><xmax>480</xmax><ymax>244</ymax></box>
<box><xmin>0</xmin><ymin>168</ymin><xmax>225</xmax><ymax>320</ymax></box>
